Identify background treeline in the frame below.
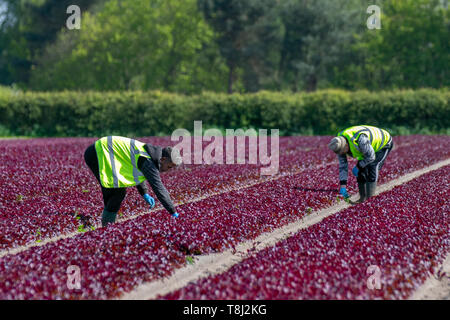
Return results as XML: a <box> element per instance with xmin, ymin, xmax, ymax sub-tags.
<box><xmin>0</xmin><ymin>0</ymin><xmax>449</xmax><ymax>94</ymax></box>
<box><xmin>1</xmin><ymin>89</ymin><xmax>448</xmax><ymax>137</ymax></box>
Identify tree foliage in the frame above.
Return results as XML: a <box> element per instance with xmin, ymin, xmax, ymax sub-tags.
<box><xmin>198</xmin><ymin>0</ymin><xmax>283</xmax><ymax>93</ymax></box>
<box><xmin>335</xmin><ymin>0</ymin><xmax>449</xmax><ymax>89</ymax></box>
<box><xmin>29</xmin><ymin>0</ymin><xmax>227</xmax><ymax>93</ymax></box>
<box><xmin>278</xmin><ymin>0</ymin><xmax>362</xmax><ymax>92</ymax></box>
<box><xmin>0</xmin><ymin>0</ymin><xmax>98</xmax><ymax>86</ymax></box>
<box><xmin>0</xmin><ymin>0</ymin><xmax>448</xmax><ymax>92</ymax></box>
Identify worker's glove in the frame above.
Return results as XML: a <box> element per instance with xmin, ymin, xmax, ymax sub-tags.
<box><xmin>171</xmin><ymin>212</ymin><xmax>179</xmax><ymax>218</ymax></box>
<box><xmin>143</xmin><ymin>194</ymin><xmax>155</xmax><ymax>209</ymax></box>
<box><xmin>352</xmin><ymin>166</ymin><xmax>359</xmax><ymax>177</ymax></box>
<box><xmin>339</xmin><ymin>187</ymin><xmax>349</xmax><ymax>198</ymax></box>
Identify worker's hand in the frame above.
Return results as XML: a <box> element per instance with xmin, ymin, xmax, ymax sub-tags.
<box><xmin>171</xmin><ymin>212</ymin><xmax>179</xmax><ymax>218</ymax></box>
<box><xmin>339</xmin><ymin>186</ymin><xmax>349</xmax><ymax>198</ymax></box>
<box><xmin>143</xmin><ymin>194</ymin><xmax>155</xmax><ymax>209</ymax></box>
<box><xmin>352</xmin><ymin>166</ymin><xmax>359</xmax><ymax>177</ymax></box>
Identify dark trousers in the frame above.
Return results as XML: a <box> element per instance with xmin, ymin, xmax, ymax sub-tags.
<box><xmin>84</xmin><ymin>144</ymin><xmax>126</xmax><ymax>213</ymax></box>
<box><xmin>357</xmin><ymin>139</ymin><xmax>394</xmax><ymax>183</ymax></box>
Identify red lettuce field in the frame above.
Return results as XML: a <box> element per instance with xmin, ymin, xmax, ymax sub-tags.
<box><xmin>0</xmin><ymin>136</ymin><xmax>448</xmax><ymax>299</ymax></box>
<box><xmin>161</xmin><ymin>166</ymin><xmax>450</xmax><ymax>300</ymax></box>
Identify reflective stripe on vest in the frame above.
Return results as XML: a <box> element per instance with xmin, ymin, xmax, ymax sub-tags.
<box><xmin>338</xmin><ymin>125</ymin><xmax>391</xmax><ymax>160</ymax></box>
<box><xmin>95</xmin><ymin>136</ymin><xmax>151</xmax><ymax>188</ymax></box>
<box><xmin>107</xmin><ymin>136</ymin><xmax>119</xmax><ymax>187</ymax></box>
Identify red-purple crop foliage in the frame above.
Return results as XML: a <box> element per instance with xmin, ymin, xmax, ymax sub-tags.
<box><xmin>161</xmin><ymin>166</ymin><xmax>450</xmax><ymax>300</ymax></box>
<box><xmin>0</xmin><ymin>136</ymin><xmax>335</xmax><ymax>249</ymax></box>
<box><xmin>0</xmin><ymin>136</ymin><xmax>448</xmax><ymax>299</ymax></box>
<box><xmin>1</xmin><ymin>136</ymin><xmax>449</xmax><ymax>250</ymax></box>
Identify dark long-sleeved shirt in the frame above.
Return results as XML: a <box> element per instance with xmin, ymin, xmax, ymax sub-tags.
<box><xmin>338</xmin><ymin>134</ymin><xmax>375</xmax><ymax>185</ymax></box>
<box><xmin>136</xmin><ymin>144</ymin><xmax>176</xmax><ymax>214</ymax></box>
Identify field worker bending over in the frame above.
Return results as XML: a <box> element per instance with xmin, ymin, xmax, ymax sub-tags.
<box><xmin>84</xmin><ymin>136</ymin><xmax>181</xmax><ymax>227</ymax></box>
<box><xmin>328</xmin><ymin>125</ymin><xmax>393</xmax><ymax>204</ymax></box>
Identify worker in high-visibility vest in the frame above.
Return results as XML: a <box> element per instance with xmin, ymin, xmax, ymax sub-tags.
<box><xmin>328</xmin><ymin>125</ymin><xmax>393</xmax><ymax>204</ymax></box>
<box><xmin>84</xmin><ymin>136</ymin><xmax>181</xmax><ymax>227</ymax></box>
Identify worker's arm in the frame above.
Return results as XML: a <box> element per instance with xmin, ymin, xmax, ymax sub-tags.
<box><xmin>135</xmin><ymin>182</ymin><xmax>148</xmax><ymax>197</ymax></box>
<box><xmin>357</xmin><ymin>134</ymin><xmax>375</xmax><ymax>168</ymax></box>
<box><xmin>338</xmin><ymin>154</ymin><xmax>349</xmax><ymax>198</ymax></box>
<box><xmin>338</xmin><ymin>154</ymin><xmax>348</xmax><ymax>186</ymax></box>
<box><xmin>138</xmin><ymin>158</ymin><xmax>176</xmax><ymax>215</ymax></box>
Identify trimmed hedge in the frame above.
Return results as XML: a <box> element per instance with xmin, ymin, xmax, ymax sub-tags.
<box><xmin>0</xmin><ymin>89</ymin><xmax>448</xmax><ymax>137</ymax></box>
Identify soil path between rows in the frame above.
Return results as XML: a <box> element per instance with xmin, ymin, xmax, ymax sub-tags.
<box><xmin>120</xmin><ymin>158</ymin><xmax>450</xmax><ymax>300</ymax></box>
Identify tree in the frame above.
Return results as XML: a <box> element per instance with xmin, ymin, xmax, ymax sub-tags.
<box><xmin>30</xmin><ymin>0</ymin><xmax>228</xmax><ymax>93</ymax></box>
<box><xmin>198</xmin><ymin>0</ymin><xmax>283</xmax><ymax>93</ymax></box>
<box><xmin>0</xmin><ymin>0</ymin><xmax>99</xmax><ymax>86</ymax></box>
<box><xmin>278</xmin><ymin>0</ymin><xmax>361</xmax><ymax>92</ymax></box>
<box><xmin>335</xmin><ymin>0</ymin><xmax>449</xmax><ymax>89</ymax></box>
<box><xmin>375</xmin><ymin>0</ymin><xmax>449</xmax><ymax>88</ymax></box>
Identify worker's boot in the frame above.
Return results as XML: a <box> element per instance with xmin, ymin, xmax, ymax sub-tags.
<box><xmin>366</xmin><ymin>182</ymin><xmax>377</xmax><ymax>199</ymax></box>
<box><xmin>350</xmin><ymin>182</ymin><xmax>367</xmax><ymax>204</ymax></box>
<box><xmin>101</xmin><ymin>210</ymin><xmax>117</xmax><ymax>227</ymax></box>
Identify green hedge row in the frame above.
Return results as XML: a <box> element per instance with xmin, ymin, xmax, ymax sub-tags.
<box><xmin>0</xmin><ymin>89</ymin><xmax>448</xmax><ymax>137</ymax></box>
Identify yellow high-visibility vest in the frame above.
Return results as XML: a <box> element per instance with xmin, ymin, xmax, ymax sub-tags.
<box><xmin>338</xmin><ymin>125</ymin><xmax>391</xmax><ymax>160</ymax></box>
<box><xmin>95</xmin><ymin>136</ymin><xmax>151</xmax><ymax>188</ymax></box>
